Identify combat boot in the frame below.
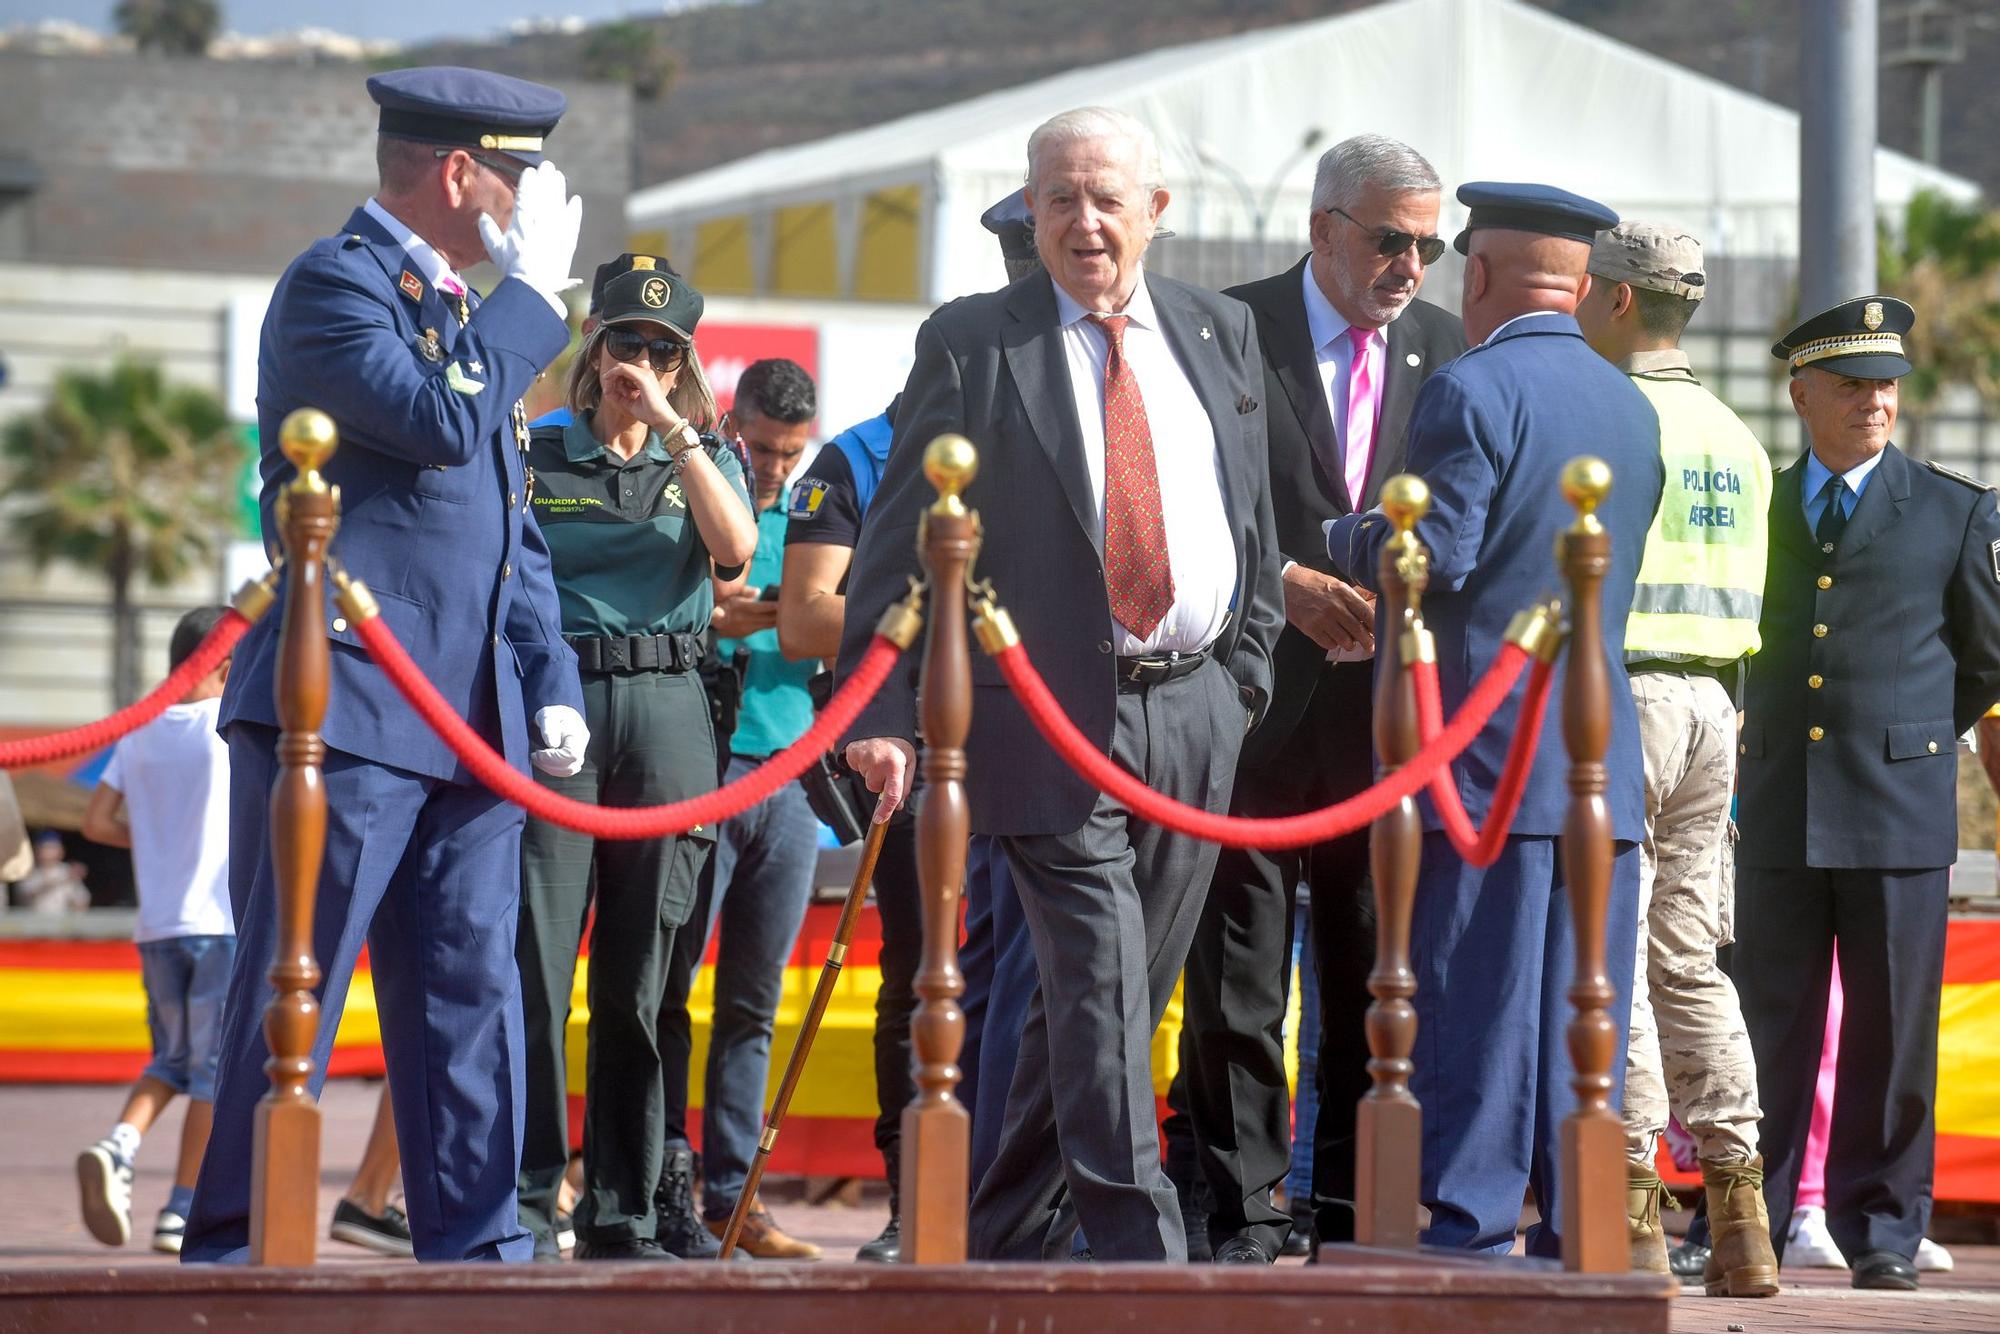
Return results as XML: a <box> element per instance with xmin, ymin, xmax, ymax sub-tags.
<box><xmin>1627</xmin><ymin>1162</ymin><xmax>1671</xmax><ymax>1275</ymax></box>
<box><xmin>1701</xmin><ymin>1156</ymin><xmax>1779</xmax><ymax>1298</ymax></box>
<box><xmin>856</xmin><ymin>1144</ymin><xmax>901</xmax><ymax>1262</ymax></box>
<box><xmin>655</xmin><ymin>1148</ymin><xmax>724</xmax><ymax>1259</ymax></box>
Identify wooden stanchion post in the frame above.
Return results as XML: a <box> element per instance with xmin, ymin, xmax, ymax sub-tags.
<box><xmin>900</xmin><ymin>434</ymin><xmax>977</xmax><ymax>1263</ymax></box>
<box><xmin>1556</xmin><ymin>455</ymin><xmax>1625</xmax><ymax>1273</ymax></box>
<box><xmin>251</xmin><ymin>408</ymin><xmax>339</xmax><ymax>1265</ymax></box>
<box><xmin>1354</xmin><ymin>475</ymin><xmax>1429</xmax><ymax>1249</ymax></box>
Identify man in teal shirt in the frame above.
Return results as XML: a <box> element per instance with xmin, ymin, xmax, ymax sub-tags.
<box><xmin>657</xmin><ymin>358</ymin><xmax>826</xmax><ymax>1259</ymax></box>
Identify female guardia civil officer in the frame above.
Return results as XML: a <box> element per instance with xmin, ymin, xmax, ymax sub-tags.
<box><xmin>514</xmin><ymin>257</ymin><xmax>758</xmax><ymax>1261</ymax></box>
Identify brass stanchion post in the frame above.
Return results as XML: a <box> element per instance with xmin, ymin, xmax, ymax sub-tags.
<box><xmin>900</xmin><ymin>435</ymin><xmax>978</xmax><ymax>1263</ymax></box>
<box><xmin>251</xmin><ymin>408</ymin><xmax>339</xmax><ymax>1265</ymax></box>
<box><xmin>1355</xmin><ymin>475</ymin><xmax>1429</xmax><ymax>1248</ymax></box>
<box><xmin>1556</xmin><ymin>456</ymin><xmax>1625</xmax><ymax>1272</ymax></box>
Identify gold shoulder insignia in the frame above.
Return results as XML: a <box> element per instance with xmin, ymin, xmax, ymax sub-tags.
<box><xmin>1923</xmin><ymin>460</ymin><xmax>1996</xmax><ymax>492</ymax></box>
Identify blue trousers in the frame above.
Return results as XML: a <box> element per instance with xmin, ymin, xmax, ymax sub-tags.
<box><xmin>185</xmin><ymin>725</ymin><xmax>532</xmax><ymax>1263</ymax></box>
<box><xmin>1411</xmin><ymin>833</ymin><xmax>1640</xmax><ymax>1256</ymax></box>
<box><xmin>955</xmin><ymin>834</ymin><xmax>1034</xmax><ymax>1192</ymax></box>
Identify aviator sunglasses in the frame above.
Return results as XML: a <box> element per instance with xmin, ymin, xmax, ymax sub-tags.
<box><xmin>605</xmin><ymin>327</ymin><xmax>690</xmax><ymax>374</ymax></box>
<box><xmin>1326</xmin><ymin>206</ymin><xmax>1447</xmax><ymax>266</ymax></box>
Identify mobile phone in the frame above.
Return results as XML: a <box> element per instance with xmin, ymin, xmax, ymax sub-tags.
<box><xmin>757</xmin><ymin>585</ymin><xmax>782</xmax><ymax>602</ymax></box>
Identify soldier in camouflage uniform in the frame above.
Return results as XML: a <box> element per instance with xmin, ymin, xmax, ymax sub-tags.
<box><xmin>1576</xmin><ymin>223</ymin><xmax>1777</xmax><ymax>1296</ymax></box>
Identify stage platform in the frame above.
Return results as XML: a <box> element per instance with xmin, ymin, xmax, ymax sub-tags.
<box><xmin>5</xmin><ymin>1083</ymin><xmax>1995</xmax><ymax>1333</ymax></box>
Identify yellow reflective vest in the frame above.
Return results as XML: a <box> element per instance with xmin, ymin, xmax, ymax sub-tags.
<box><xmin>1622</xmin><ymin>357</ymin><xmax>1772</xmax><ymax>665</ymax></box>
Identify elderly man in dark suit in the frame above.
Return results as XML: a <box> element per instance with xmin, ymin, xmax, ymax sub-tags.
<box><xmin>1179</xmin><ymin>133</ymin><xmax>1466</xmax><ymax>1264</ymax></box>
<box><xmin>1735</xmin><ymin>297</ymin><xmax>2000</xmax><ymax>1291</ymax></box>
<box><xmin>839</xmin><ymin>105</ymin><xmax>1283</xmax><ymax>1263</ymax></box>
<box><xmin>1326</xmin><ymin>182</ymin><xmax>1663</xmax><ymax>1256</ymax></box>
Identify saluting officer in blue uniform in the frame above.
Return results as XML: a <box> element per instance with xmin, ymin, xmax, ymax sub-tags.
<box><xmin>1325</xmin><ymin>183</ymin><xmax>1663</xmax><ymax>1256</ymax></box>
<box><xmin>1734</xmin><ymin>298</ymin><xmax>2000</xmax><ymax>1291</ymax></box>
<box><xmin>187</xmin><ymin>67</ymin><xmax>588</xmax><ymax>1264</ymax></box>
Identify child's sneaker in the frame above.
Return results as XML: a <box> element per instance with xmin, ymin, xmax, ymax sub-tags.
<box><xmin>76</xmin><ymin>1140</ymin><xmax>134</xmax><ymax>1247</ymax></box>
<box><xmin>328</xmin><ymin>1198</ymin><xmax>415</xmax><ymax>1257</ymax></box>
<box><xmin>1916</xmin><ymin>1237</ymin><xmax>1955</xmax><ymax>1272</ymax></box>
<box><xmin>152</xmin><ymin>1209</ymin><xmax>187</xmax><ymax>1254</ymax></box>
<box><xmin>1783</xmin><ymin>1204</ymin><xmax>1846</xmax><ymax>1269</ymax></box>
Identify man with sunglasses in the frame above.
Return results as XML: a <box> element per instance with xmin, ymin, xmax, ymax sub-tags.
<box><xmin>1176</xmin><ymin>134</ymin><xmax>1466</xmax><ymax>1264</ymax></box>
<box><xmin>189</xmin><ymin>67</ymin><xmax>585</xmax><ymax>1264</ymax></box>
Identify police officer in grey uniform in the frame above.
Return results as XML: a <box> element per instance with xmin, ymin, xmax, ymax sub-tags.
<box><xmin>1735</xmin><ymin>295</ymin><xmax>2000</xmax><ymax>1291</ymax></box>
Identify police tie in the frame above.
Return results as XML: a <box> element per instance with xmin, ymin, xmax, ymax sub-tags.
<box><xmin>1093</xmin><ymin>314</ymin><xmax>1175</xmax><ymax>640</ymax></box>
<box><xmin>1815</xmin><ymin>475</ymin><xmax>1850</xmax><ymax>551</ymax></box>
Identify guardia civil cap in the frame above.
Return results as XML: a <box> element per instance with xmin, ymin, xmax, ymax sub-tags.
<box><xmin>1453</xmin><ymin>181</ymin><xmax>1619</xmax><ymax>255</ymax></box>
<box><xmin>589</xmin><ymin>253</ymin><xmax>645</xmax><ymax>315</ymax></box>
<box><xmin>1589</xmin><ymin>221</ymin><xmax>1705</xmax><ymax>301</ymax></box>
<box><xmin>597</xmin><ymin>256</ymin><xmax>703</xmax><ymax>341</ymax></box>
<box><xmin>367</xmin><ymin>66</ymin><xmax>566</xmax><ymax>167</ymax></box>
<box><xmin>981</xmin><ymin>188</ymin><xmax>1036</xmax><ymax>265</ymax></box>
<box><xmin>1773</xmin><ymin>295</ymin><xmax>1914</xmax><ymax>380</ymax></box>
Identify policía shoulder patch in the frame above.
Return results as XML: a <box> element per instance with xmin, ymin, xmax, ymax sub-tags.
<box><xmin>788</xmin><ymin>477</ymin><xmax>829</xmax><ymax>520</ymax></box>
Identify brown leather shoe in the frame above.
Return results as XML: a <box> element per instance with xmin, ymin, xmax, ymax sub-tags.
<box><xmin>1627</xmin><ymin>1162</ymin><xmax>1672</xmax><ymax>1275</ymax></box>
<box><xmin>705</xmin><ymin>1198</ymin><xmax>823</xmax><ymax>1261</ymax></box>
<box><xmin>1701</xmin><ymin>1156</ymin><xmax>1779</xmax><ymax>1298</ymax></box>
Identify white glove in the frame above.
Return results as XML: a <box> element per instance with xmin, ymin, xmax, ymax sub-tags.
<box><xmin>477</xmin><ymin>160</ymin><xmax>583</xmax><ymax>315</ymax></box>
<box><xmin>531</xmin><ymin>704</ymin><xmax>589</xmax><ymax>778</ymax></box>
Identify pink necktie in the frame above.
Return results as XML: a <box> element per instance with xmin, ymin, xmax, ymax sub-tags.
<box><xmin>1344</xmin><ymin>324</ymin><xmax>1379</xmax><ymax>508</ymax></box>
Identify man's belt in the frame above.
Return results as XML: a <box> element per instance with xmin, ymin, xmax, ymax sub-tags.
<box><xmin>1626</xmin><ymin>656</ymin><xmax>1739</xmax><ymax>683</ymax></box>
<box><xmin>566</xmin><ymin>632</ymin><xmax>704</xmax><ymax>674</ymax></box>
<box><xmin>1115</xmin><ymin>644</ymin><xmax>1212</xmax><ymax>688</ymax></box>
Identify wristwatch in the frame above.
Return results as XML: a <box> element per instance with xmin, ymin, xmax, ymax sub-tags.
<box><xmin>663</xmin><ymin>422</ymin><xmax>699</xmax><ymax>460</ymax></box>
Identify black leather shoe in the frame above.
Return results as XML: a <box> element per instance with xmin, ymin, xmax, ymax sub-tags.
<box><xmin>1850</xmin><ymin>1250</ymin><xmax>1919</xmax><ymax>1290</ymax></box>
<box><xmin>1214</xmin><ymin>1235</ymin><xmax>1276</xmax><ymax>1264</ymax></box>
<box><xmin>574</xmin><ymin>1237</ymin><xmax>680</xmax><ymax>1261</ymax></box>
<box><xmin>1667</xmin><ymin>1238</ymin><xmax>1709</xmax><ymax>1279</ymax></box>
<box><xmin>856</xmin><ymin>1214</ymin><xmax>900</xmax><ymax>1262</ymax></box>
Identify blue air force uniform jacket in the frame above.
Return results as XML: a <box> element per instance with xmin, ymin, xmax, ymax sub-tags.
<box><xmin>219</xmin><ymin>207</ymin><xmax>583</xmax><ymax>782</ymax></box>
<box><xmin>1737</xmin><ymin>445</ymin><xmax>2000</xmax><ymax>869</ymax></box>
<box><xmin>1325</xmin><ymin>313</ymin><xmax>1664</xmax><ymax>842</ymax></box>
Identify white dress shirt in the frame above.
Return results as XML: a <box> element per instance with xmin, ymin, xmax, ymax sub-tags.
<box><xmin>364</xmin><ymin>197</ymin><xmax>471</xmax><ymax>304</ymax></box>
<box><xmin>1053</xmin><ymin>272</ymin><xmax>1236</xmax><ymax>656</ymax></box>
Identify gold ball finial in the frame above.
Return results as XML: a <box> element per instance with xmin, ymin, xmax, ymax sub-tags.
<box><xmin>923</xmin><ymin>433</ymin><xmax>979</xmax><ymax>500</ymax></box>
<box><xmin>279</xmin><ymin>408</ymin><xmax>338</xmax><ymax>475</ymax></box>
<box><xmin>1560</xmin><ymin>455</ymin><xmax>1613</xmax><ymax>516</ymax></box>
<box><xmin>1379</xmin><ymin>474</ymin><xmax>1431</xmax><ymax>533</ymax></box>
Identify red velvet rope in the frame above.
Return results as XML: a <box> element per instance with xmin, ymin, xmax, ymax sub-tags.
<box><xmin>1412</xmin><ymin>654</ymin><xmax>1556</xmax><ymax>867</ymax></box>
<box><xmin>355</xmin><ymin>613</ymin><xmax>904</xmax><ymax>839</ymax></box>
<box><xmin>0</xmin><ymin>610</ymin><xmax>251</xmax><ymax>770</ymax></box>
<box><xmin>993</xmin><ymin>640</ymin><xmax>1531</xmax><ymax>850</ymax></box>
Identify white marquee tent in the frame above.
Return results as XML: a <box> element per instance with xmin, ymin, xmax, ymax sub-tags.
<box><xmin>626</xmin><ymin>0</ymin><xmax>1977</xmax><ymax>307</ymax></box>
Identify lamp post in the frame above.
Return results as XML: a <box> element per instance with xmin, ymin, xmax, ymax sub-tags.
<box><xmin>1196</xmin><ymin>126</ymin><xmax>1326</xmax><ymax>243</ymax></box>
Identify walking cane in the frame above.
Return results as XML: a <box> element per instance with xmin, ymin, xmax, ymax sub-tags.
<box><xmin>718</xmin><ymin>815</ymin><xmax>892</xmax><ymax>1259</ymax></box>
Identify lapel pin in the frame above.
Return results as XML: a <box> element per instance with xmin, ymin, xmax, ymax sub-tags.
<box><xmin>1406</xmin><ymin>352</ymin><xmax>1421</xmax><ymax>367</ymax></box>
<box><xmin>399</xmin><ymin>269</ymin><xmax>424</xmax><ymax>303</ymax></box>
<box><xmin>1199</xmin><ymin>326</ymin><xmax>1211</xmax><ymax>340</ymax></box>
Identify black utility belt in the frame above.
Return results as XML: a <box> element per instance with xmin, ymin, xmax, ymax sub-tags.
<box><xmin>1116</xmin><ymin>644</ymin><xmax>1212</xmax><ymax>688</ymax></box>
<box><xmin>567</xmin><ymin>632</ymin><xmax>704</xmax><ymax>674</ymax></box>
<box><xmin>1626</xmin><ymin>657</ymin><xmax>1739</xmax><ymax>684</ymax></box>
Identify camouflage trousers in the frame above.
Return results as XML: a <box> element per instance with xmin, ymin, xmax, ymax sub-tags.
<box><xmin>1623</xmin><ymin>670</ymin><xmax>1762</xmax><ymax>1166</ymax></box>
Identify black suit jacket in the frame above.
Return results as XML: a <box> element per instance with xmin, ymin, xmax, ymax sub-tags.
<box><xmin>1226</xmin><ymin>258</ymin><xmax>1466</xmax><ymax>763</ymax></box>
<box><xmin>836</xmin><ymin>271</ymin><xmax>1284</xmax><ymax>838</ymax></box>
<box><xmin>1739</xmin><ymin>445</ymin><xmax>2000</xmax><ymax>869</ymax></box>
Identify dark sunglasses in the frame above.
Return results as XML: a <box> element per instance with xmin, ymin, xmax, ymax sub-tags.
<box><xmin>1326</xmin><ymin>206</ymin><xmax>1447</xmax><ymax>266</ymax></box>
<box><xmin>605</xmin><ymin>327</ymin><xmax>690</xmax><ymax>374</ymax></box>
<box><xmin>435</xmin><ymin>147</ymin><xmax>525</xmax><ymax>187</ymax></box>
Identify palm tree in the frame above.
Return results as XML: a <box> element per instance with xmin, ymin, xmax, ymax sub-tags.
<box><xmin>0</xmin><ymin>361</ymin><xmax>244</xmax><ymax>707</ymax></box>
<box><xmin>113</xmin><ymin>0</ymin><xmax>221</xmax><ymax>56</ymax></box>
<box><xmin>1877</xmin><ymin>189</ymin><xmax>2000</xmax><ymax>456</ymax></box>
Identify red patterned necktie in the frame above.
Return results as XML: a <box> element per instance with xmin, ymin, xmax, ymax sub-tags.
<box><xmin>1093</xmin><ymin>314</ymin><xmax>1175</xmax><ymax>640</ymax></box>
